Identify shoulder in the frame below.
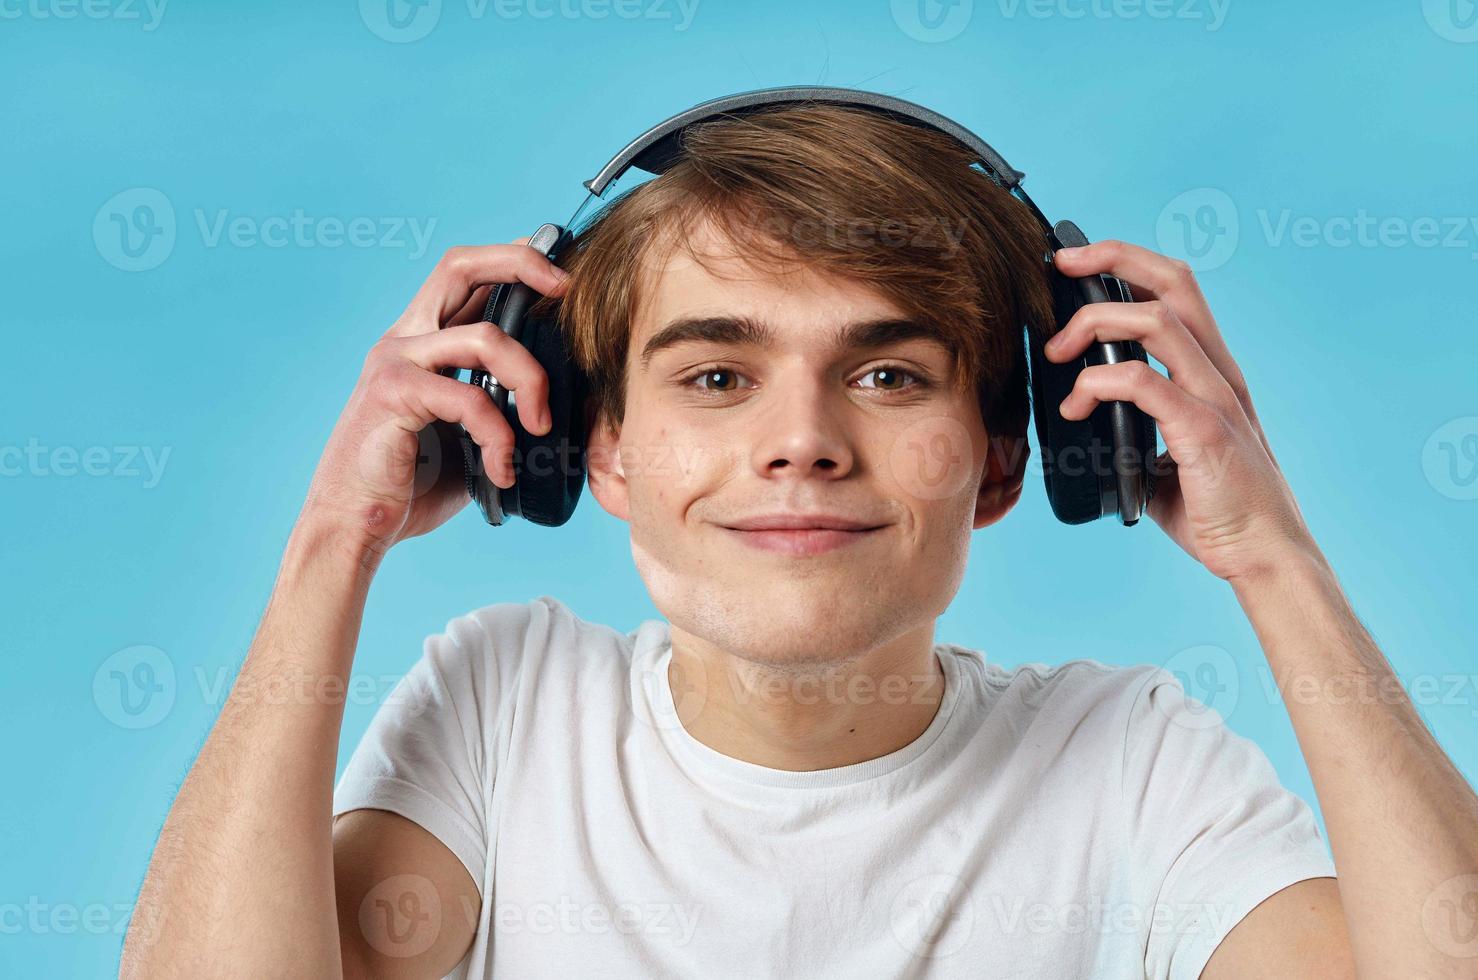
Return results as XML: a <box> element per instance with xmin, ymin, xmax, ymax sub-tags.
<box><xmin>950</xmin><ymin>650</ymin><xmax>1195</xmax><ymax>756</ymax></box>
<box><xmin>970</xmin><ymin>652</ymin><xmax>1172</xmax><ymax>718</ymax></box>
<box><xmin>427</xmin><ymin>593</ymin><xmax>638</xmax><ymax>688</ymax></box>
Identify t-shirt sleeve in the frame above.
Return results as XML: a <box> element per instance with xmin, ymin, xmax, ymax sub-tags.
<box><xmin>1119</xmin><ymin>666</ymin><xmax>1337</xmax><ymax>980</ymax></box>
<box><xmin>332</xmin><ymin>601</ymin><xmax>531</xmax><ymax>888</ymax></box>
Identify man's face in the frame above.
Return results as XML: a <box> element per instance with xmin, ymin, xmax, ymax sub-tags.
<box><xmin>586</xmin><ymin>220</ymin><xmax>1023</xmax><ymax>669</ymax></box>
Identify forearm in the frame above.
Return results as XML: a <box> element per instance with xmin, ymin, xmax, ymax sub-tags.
<box><xmin>121</xmin><ymin>512</ymin><xmax>382</xmax><ymax>979</ymax></box>
<box><xmin>1231</xmin><ymin>548</ymin><xmax>1478</xmax><ymax>978</ymax></box>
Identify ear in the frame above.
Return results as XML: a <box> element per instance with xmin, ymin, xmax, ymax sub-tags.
<box><xmin>584</xmin><ymin>408</ymin><xmax>631</xmax><ymax>523</ymax></box>
<box><xmin>974</xmin><ymin>433</ymin><xmax>1029</xmax><ymax>530</ymax></box>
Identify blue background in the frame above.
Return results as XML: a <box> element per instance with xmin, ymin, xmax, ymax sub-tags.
<box><xmin>3</xmin><ymin>0</ymin><xmax>1476</xmax><ymax>973</ymax></box>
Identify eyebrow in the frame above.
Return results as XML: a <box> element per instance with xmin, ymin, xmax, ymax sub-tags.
<box><xmin>638</xmin><ymin>315</ymin><xmax>950</xmax><ymax>369</ymax></box>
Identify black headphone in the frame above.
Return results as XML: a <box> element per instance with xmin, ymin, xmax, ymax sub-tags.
<box><xmin>443</xmin><ymin>85</ymin><xmax>1157</xmax><ymax>529</ymax></box>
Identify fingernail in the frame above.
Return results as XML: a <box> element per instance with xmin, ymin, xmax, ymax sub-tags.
<box><xmin>1056</xmin><ymin>246</ymin><xmax>1082</xmax><ymax>258</ymax></box>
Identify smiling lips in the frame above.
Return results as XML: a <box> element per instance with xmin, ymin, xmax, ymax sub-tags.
<box><xmin>719</xmin><ymin>512</ymin><xmax>890</xmax><ymax>556</ymax></box>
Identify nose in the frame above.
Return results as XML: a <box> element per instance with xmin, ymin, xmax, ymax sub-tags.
<box><xmin>748</xmin><ymin>371</ymin><xmax>856</xmax><ymax>481</ymax></box>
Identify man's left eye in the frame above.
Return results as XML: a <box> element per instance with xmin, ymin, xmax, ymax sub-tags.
<box><xmin>856</xmin><ymin>366</ymin><xmax>925</xmax><ymax>391</ymax></box>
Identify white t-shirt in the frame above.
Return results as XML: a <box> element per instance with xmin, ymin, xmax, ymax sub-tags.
<box><xmin>333</xmin><ymin>594</ymin><xmax>1335</xmax><ymax>979</ymax></box>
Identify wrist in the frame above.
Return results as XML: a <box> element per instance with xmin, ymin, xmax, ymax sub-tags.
<box><xmin>285</xmin><ymin>503</ymin><xmax>388</xmax><ymax>586</ymax></box>
<box><xmin>1227</xmin><ymin>536</ymin><xmax>1337</xmax><ymax>605</ymax></box>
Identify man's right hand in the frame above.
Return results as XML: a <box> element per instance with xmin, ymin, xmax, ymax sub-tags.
<box><xmin>301</xmin><ymin>241</ymin><xmax>570</xmax><ymax>558</ymax></box>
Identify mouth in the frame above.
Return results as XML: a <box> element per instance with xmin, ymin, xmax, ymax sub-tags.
<box><xmin>718</xmin><ymin>524</ymin><xmax>889</xmax><ymax>557</ymax></box>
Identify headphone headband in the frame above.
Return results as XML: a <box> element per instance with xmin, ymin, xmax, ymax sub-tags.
<box><xmin>582</xmin><ymin>85</ymin><xmax>1029</xmax><ymax>198</ymax></box>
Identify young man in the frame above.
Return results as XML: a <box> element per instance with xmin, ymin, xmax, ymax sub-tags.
<box><xmin>122</xmin><ymin>104</ymin><xmax>1478</xmax><ymax>979</ymax></box>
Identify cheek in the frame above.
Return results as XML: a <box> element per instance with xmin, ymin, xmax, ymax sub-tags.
<box><xmin>880</xmin><ymin>414</ymin><xmax>980</xmax><ymax>505</ymax></box>
<box><xmin>622</xmin><ymin>423</ymin><xmax>717</xmax><ymax>523</ymax></box>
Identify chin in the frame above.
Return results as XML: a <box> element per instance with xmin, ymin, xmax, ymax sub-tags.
<box><xmin>672</xmin><ymin>574</ymin><xmax>925</xmax><ymax>668</ymax></box>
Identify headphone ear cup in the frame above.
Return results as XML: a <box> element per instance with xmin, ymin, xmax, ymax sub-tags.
<box><xmin>1030</xmin><ymin>266</ymin><xmax>1110</xmax><ymax>525</ymax></box>
<box><xmin>503</xmin><ymin>313</ymin><xmax>590</xmax><ymax>528</ymax></box>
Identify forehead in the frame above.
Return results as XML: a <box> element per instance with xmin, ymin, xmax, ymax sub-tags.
<box><xmin>629</xmin><ymin>218</ymin><xmax>916</xmax><ymax>359</ymax></box>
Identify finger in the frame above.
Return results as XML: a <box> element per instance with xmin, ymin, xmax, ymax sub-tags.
<box><xmin>394</xmin><ymin>321</ymin><xmax>551</xmax><ymax>436</ymax></box>
<box><xmin>392</xmin><ymin>243</ymin><xmax>570</xmax><ymax>337</ymax></box>
<box><xmin>1058</xmin><ymin>359</ymin><xmax>1227</xmax><ymax>453</ymax></box>
<box><xmin>395</xmin><ymin>369</ymin><xmax>519</xmax><ymax>488</ymax></box>
<box><xmin>446</xmin><ymin>283</ymin><xmax>493</xmax><ymax>328</ymax></box>
<box><xmin>1052</xmin><ymin>240</ymin><xmax>1250</xmax><ymax>402</ymax></box>
<box><xmin>1045</xmin><ymin>300</ymin><xmax>1241</xmax><ymax>415</ymax></box>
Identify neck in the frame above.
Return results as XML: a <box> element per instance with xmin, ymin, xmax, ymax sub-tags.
<box><xmin>665</xmin><ymin>621</ymin><xmax>946</xmax><ymax>772</ymax></box>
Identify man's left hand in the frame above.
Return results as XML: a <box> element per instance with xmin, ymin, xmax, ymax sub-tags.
<box><xmin>1047</xmin><ymin>240</ymin><xmax>1317</xmax><ymax>584</ymax></box>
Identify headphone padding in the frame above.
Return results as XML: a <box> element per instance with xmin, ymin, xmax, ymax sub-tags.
<box><xmin>508</xmin><ymin>314</ymin><xmax>591</xmax><ymax>528</ymax></box>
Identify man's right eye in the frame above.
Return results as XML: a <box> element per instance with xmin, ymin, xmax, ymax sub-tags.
<box><xmin>681</xmin><ymin>366</ymin><xmax>752</xmax><ymax>395</ymax></box>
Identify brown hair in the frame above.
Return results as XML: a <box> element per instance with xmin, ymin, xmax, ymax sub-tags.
<box><xmin>533</xmin><ymin>102</ymin><xmax>1055</xmax><ymax>440</ymax></box>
